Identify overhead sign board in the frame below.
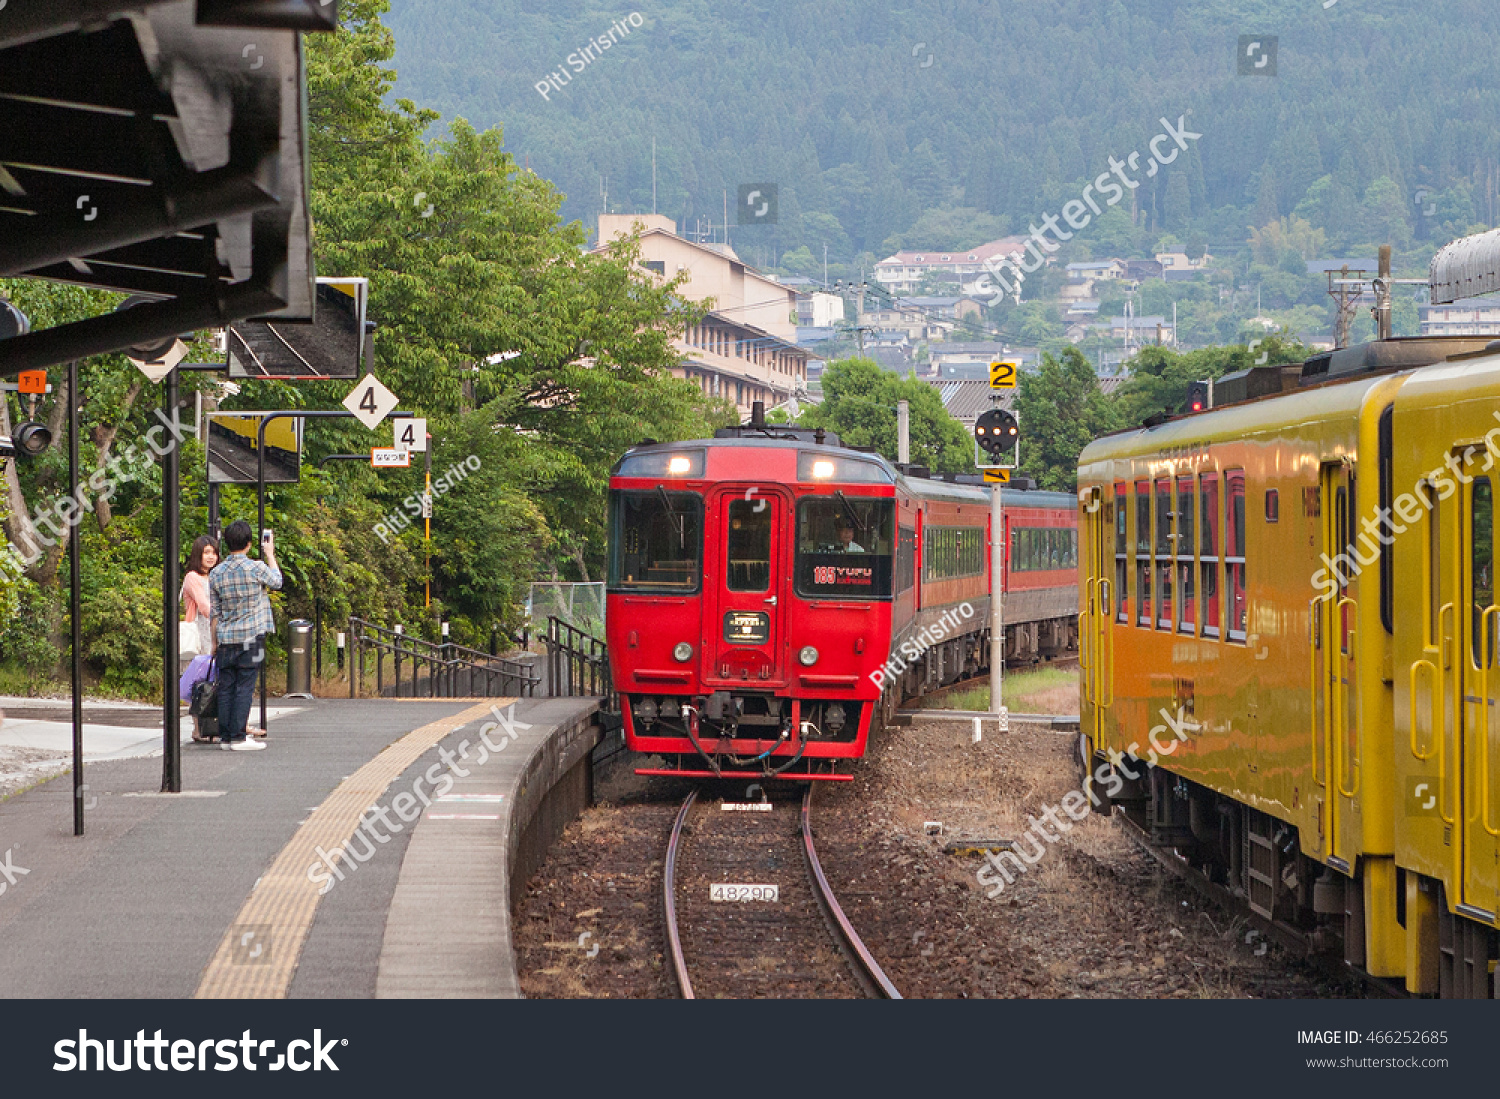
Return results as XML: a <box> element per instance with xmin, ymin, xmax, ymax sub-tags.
<box><xmin>227</xmin><ymin>277</ymin><xmax>369</xmax><ymax>380</ymax></box>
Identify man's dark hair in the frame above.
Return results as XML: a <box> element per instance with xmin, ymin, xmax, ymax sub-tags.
<box><xmin>224</xmin><ymin>520</ymin><xmax>253</xmax><ymax>552</ymax></box>
<box><xmin>836</xmin><ymin>518</ymin><xmax>854</xmax><ymax>530</ymax></box>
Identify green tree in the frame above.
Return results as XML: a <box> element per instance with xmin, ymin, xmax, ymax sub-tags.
<box><xmin>1013</xmin><ymin>348</ymin><xmax>1122</xmax><ymax>492</ymax></box>
<box><xmin>799</xmin><ymin>359</ymin><xmax>972</xmax><ymax>472</ymax></box>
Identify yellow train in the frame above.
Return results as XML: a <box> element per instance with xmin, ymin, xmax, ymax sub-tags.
<box><xmin>1078</xmin><ymin>334</ymin><xmax>1500</xmax><ymax>997</ymax></box>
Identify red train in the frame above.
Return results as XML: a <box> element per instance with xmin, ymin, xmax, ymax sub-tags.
<box><xmin>606</xmin><ymin>416</ymin><xmax>1077</xmax><ymax>780</ymax></box>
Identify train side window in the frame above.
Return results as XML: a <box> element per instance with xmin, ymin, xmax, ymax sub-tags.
<box><xmin>1177</xmin><ymin>476</ymin><xmax>1196</xmax><ymax>635</ymax></box>
<box><xmin>1114</xmin><ymin>483</ymin><xmax>1128</xmax><ymax>622</ymax></box>
<box><xmin>1135</xmin><ymin>481</ymin><xmax>1151</xmax><ymax>626</ymax></box>
<box><xmin>1473</xmin><ymin>477</ymin><xmax>1494</xmax><ymax>668</ymax></box>
<box><xmin>1155</xmin><ymin>479</ymin><xmax>1174</xmax><ymax>629</ymax></box>
<box><xmin>1226</xmin><ymin>471</ymin><xmax>1247</xmax><ymax>641</ymax></box>
<box><xmin>1265</xmin><ymin>489</ymin><xmax>1279</xmax><ymax>522</ymax></box>
<box><xmin>1427</xmin><ymin>482</ymin><xmax>1440</xmax><ymax>647</ymax></box>
<box><xmin>1200</xmin><ymin>474</ymin><xmax>1220</xmax><ymax>638</ymax></box>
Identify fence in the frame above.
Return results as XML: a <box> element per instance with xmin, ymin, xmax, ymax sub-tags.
<box><xmin>544</xmin><ymin>615</ymin><xmax>612</xmax><ymax>704</ymax></box>
<box><xmin>528</xmin><ymin>582</ymin><xmax>605</xmax><ymax>641</ymax></box>
<box><xmin>347</xmin><ymin>618</ymin><xmax>540</xmax><ymax>699</ymax></box>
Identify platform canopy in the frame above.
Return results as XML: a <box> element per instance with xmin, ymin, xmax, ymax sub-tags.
<box><xmin>0</xmin><ymin>0</ymin><xmax>338</xmax><ymax>377</ymax></box>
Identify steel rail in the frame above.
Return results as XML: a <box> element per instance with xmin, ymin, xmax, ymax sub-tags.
<box><xmin>663</xmin><ymin>790</ymin><xmax>698</xmax><ymax>999</ymax></box>
<box><xmin>800</xmin><ymin>784</ymin><xmax>903</xmax><ymax>999</ymax></box>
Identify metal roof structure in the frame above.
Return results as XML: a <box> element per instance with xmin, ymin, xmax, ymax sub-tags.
<box><xmin>0</xmin><ymin>0</ymin><xmax>337</xmax><ymax>377</ymax></box>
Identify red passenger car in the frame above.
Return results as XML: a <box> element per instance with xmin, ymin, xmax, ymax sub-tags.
<box><xmin>606</xmin><ymin>418</ymin><xmax>1076</xmax><ymax>781</ymax></box>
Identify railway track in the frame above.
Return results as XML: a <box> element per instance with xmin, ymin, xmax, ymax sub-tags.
<box><xmin>663</xmin><ymin>785</ymin><xmax>901</xmax><ymax>999</ymax></box>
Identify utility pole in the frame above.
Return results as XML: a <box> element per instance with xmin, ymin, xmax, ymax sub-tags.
<box><xmin>897</xmin><ymin>400</ymin><xmax>910</xmax><ymax>464</ymax></box>
<box><xmin>424</xmin><ymin>443</ymin><xmax>433</xmax><ymax>608</ymax></box>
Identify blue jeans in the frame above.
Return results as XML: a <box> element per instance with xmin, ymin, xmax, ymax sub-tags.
<box><xmin>216</xmin><ymin>637</ymin><xmax>264</xmax><ymax>741</ymax></box>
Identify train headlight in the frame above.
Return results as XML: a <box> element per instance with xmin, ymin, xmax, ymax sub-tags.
<box><xmin>798</xmin><ymin>646</ymin><xmax>819</xmax><ymax>667</ymax></box>
<box><xmin>635</xmin><ymin>697</ymin><xmax>659</xmax><ymax>724</ymax></box>
<box><xmin>673</xmin><ymin>642</ymin><xmax>693</xmax><ymax>662</ymax></box>
<box><xmin>667</xmin><ymin>456</ymin><xmax>692</xmax><ymax>475</ymax></box>
<box><xmin>811</xmin><ymin>460</ymin><xmax>835</xmax><ymax>479</ymax></box>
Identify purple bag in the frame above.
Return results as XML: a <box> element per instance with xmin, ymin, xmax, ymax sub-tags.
<box><xmin>179</xmin><ymin>653</ymin><xmax>215</xmax><ymax>703</ymax></box>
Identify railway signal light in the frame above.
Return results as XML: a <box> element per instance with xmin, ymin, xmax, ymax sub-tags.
<box><xmin>1185</xmin><ymin>379</ymin><xmax>1210</xmax><ymax>414</ymax></box>
<box><xmin>974</xmin><ymin>408</ymin><xmax>1019</xmax><ymax>463</ymax></box>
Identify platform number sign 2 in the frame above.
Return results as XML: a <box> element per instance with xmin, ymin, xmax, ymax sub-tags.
<box><xmin>989</xmin><ymin>361</ymin><xmax>1019</xmax><ymax>390</ymax></box>
<box><xmin>396</xmin><ymin>418</ymin><xmax>427</xmax><ymax>453</ymax></box>
<box><xmin>343</xmin><ymin>375</ymin><xmax>399</xmax><ymax>430</ymax></box>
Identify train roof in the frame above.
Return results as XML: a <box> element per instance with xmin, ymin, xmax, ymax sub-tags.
<box><xmin>616</xmin><ymin>436</ymin><xmax>1075</xmax><ymax>510</ymax></box>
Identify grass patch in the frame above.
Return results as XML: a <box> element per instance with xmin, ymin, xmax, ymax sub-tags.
<box><xmin>934</xmin><ymin>665</ymin><xmax>1078</xmax><ymax>715</ymax></box>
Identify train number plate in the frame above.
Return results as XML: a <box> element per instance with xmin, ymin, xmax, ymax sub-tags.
<box><xmin>710</xmin><ymin>883</ymin><xmax>779</xmax><ymax>902</ymax></box>
<box><xmin>724</xmin><ymin>611</ymin><xmax>770</xmax><ymax>644</ymax></box>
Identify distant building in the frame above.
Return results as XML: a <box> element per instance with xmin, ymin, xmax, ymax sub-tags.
<box><xmin>1307</xmin><ymin>259</ymin><xmax>1379</xmax><ymax>276</ymax></box>
<box><xmin>594</xmin><ymin>214</ymin><xmax>810</xmax><ymax>412</ymax></box>
<box><xmin>1420</xmin><ymin>297</ymin><xmax>1500</xmax><ymax>337</ymax></box>
<box><xmin>929</xmin><ymin>341</ymin><xmax>1029</xmax><ymax>376</ymax></box>
<box><xmin>797</xmin><ymin>291</ymin><xmax>844</xmax><ymax>329</ymax></box>
<box><xmin>1155</xmin><ymin>252</ymin><xmax>1213</xmax><ymax>273</ymax></box>
<box><xmin>1088</xmin><ymin>314</ymin><xmax>1176</xmax><ymax>347</ymax></box>
<box><xmin>1066</xmin><ymin>260</ymin><xmax>1126</xmax><ymax>283</ymax></box>
<box><xmin>874</xmin><ymin>237</ymin><xmax>1033</xmax><ymax>295</ymax></box>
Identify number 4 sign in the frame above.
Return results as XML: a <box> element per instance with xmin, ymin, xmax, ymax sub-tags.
<box><xmin>396</xmin><ymin>418</ymin><xmax>427</xmax><ymax>452</ymax></box>
<box><xmin>343</xmin><ymin>375</ymin><xmax>399</xmax><ymax>430</ymax></box>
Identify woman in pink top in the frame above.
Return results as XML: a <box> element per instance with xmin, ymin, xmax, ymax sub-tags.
<box><xmin>181</xmin><ymin>536</ymin><xmax>217</xmax><ymax>741</ymax></box>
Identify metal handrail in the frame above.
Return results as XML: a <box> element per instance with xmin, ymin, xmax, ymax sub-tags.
<box><xmin>348</xmin><ymin>617</ymin><xmax>539</xmax><ymax>699</ymax></box>
<box><xmin>544</xmin><ymin>615</ymin><xmax>613</xmax><ymax>704</ymax></box>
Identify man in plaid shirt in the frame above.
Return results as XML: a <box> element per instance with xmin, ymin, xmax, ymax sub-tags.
<box><xmin>209</xmin><ymin>520</ymin><xmax>282</xmax><ymax>751</ymax></box>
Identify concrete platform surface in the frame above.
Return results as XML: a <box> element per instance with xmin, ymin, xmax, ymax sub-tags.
<box><xmin>0</xmin><ymin>696</ymin><xmax>600</xmax><ymax>999</ymax></box>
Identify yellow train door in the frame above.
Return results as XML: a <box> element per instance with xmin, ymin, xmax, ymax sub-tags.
<box><xmin>1313</xmin><ymin>462</ymin><xmax>1359</xmax><ymax>864</ymax></box>
<box><xmin>1080</xmin><ymin>487</ymin><xmax>1112</xmax><ymax>718</ymax></box>
<box><xmin>1459</xmin><ymin>472</ymin><xmax>1500</xmax><ymax>917</ymax></box>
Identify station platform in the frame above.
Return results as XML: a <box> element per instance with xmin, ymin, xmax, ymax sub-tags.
<box><xmin>0</xmin><ymin>696</ymin><xmax>602</xmax><ymax>999</ymax></box>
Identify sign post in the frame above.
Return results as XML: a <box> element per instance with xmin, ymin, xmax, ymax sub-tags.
<box><xmin>980</xmin><ymin>361</ymin><xmax>1021</xmax><ymax>729</ymax></box>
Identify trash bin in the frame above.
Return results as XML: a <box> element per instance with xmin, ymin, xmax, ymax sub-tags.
<box><xmin>286</xmin><ymin>618</ymin><xmax>315</xmax><ymax>699</ymax></box>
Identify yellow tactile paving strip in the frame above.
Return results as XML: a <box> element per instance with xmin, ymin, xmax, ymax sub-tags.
<box><xmin>195</xmin><ymin>700</ymin><xmax>506</xmax><ymax>999</ymax></box>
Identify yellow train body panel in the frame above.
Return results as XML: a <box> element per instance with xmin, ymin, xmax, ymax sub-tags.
<box><xmin>1078</xmin><ymin>343</ymin><xmax>1500</xmax><ymax>995</ymax></box>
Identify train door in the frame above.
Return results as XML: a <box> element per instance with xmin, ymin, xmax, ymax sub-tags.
<box><xmin>1312</xmin><ymin>462</ymin><xmax>1358</xmax><ymax>863</ymax></box>
<box><xmin>704</xmin><ymin>486</ymin><xmax>789</xmax><ymax>687</ymax></box>
<box><xmin>1459</xmin><ymin>471</ymin><xmax>1500</xmax><ymax>915</ymax></box>
<box><xmin>1079</xmin><ymin>486</ymin><xmax>1111</xmax><ymax>710</ymax></box>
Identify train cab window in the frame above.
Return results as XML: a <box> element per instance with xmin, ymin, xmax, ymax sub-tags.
<box><xmin>1200</xmin><ymin>474</ymin><xmax>1220</xmax><ymax>638</ymax></box>
<box><xmin>726</xmin><ymin>498</ymin><xmax>772</xmax><ymax>592</ymax></box>
<box><xmin>1176</xmin><ymin>476</ymin><xmax>1196</xmax><ymax>635</ymax></box>
<box><xmin>607</xmin><ymin>490</ymin><xmax>704</xmax><ymax>593</ymax></box>
<box><xmin>1135</xmin><ymin>481</ymin><xmax>1151</xmax><ymax>626</ymax></box>
<box><xmin>1226</xmin><ymin>472</ymin><xmax>1247</xmax><ymax>641</ymax></box>
<box><xmin>795</xmin><ymin>496</ymin><xmax>895</xmax><ymax>599</ymax></box>
<box><xmin>1114</xmin><ymin>484</ymin><xmax>1128</xmax><ymax>622</ymax></box>
<box><xmin>1155</xmin><ymin>479</ymin><xmax>1174</xmax><ymax>629</ymax></box>
<box><xmin>1473</xmin><ymin>477</ymin><xmax>1494</xmax><ymax>667</ymax></box>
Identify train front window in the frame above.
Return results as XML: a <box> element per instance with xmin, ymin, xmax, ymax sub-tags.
<box><xmin>726</xmin><ymin>498</ymin><xmax>772</xmax><ymax>592</ymax></box>
<box><xmin>608</xmin><ymin>490</ymin><xmax>704</xmax><ymax>593</ymax></box>
<box><xmin>795</xmin><ymin>497</ymin><xmax>895</xmax><ymax>599</ymax></box>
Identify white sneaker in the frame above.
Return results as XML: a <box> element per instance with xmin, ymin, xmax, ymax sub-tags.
<box><xmin>222</xmin><ymin>739</ymin><xmax>267</xmax><ymax>752</ymax></box>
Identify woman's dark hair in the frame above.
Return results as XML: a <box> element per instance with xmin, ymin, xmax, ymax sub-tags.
<box><xmin>186</xmin><ymin>535</ymin><xmax>218</xmax><ymax>575</ymax></box>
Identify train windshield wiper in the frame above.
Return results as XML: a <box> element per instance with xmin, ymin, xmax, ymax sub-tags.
<box><xmin>835</xmin><ymin>490</ymin><xmax>865</xmax><ymax>533</ymax></box>
<box><xmin>657</xmin><ymin>485</ymin><xmax>686</xmax><ymax>548</ymax></box>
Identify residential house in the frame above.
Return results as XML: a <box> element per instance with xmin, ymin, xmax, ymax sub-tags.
<box><xmin>594</xmin><ymin>214</ymin><xmax>810</xmax><ymax>412</ymax></box>
<box><xmin>873</xmin><ymin>236</ymin><xmax>1033</xmax><ymax>296</ymax></box>
<box><xmin>1155</xmin><ymin>252</ymin><xmax>1213</xmax><ymax>280</ymax></box>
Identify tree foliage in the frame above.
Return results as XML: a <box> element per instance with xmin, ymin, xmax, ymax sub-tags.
<box><xmin>798</xmin><ymin>359</ymin><xmax>973</xmax><ymax>473</ymax></box>
<box><xmin>1013</xmin><ymin>349</ymin><xmax>1123</xmax><ymax>492</ymax></box>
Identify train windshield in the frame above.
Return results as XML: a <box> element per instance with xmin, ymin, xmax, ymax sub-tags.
<box><xmin>794</xmin><ymin>496</ymin><xmax>895</xmax><ymax>599</ymax></box>
<box><xmin>608</xmin><ymin>490</ymin><xmax>704</xmax><ymax>593</ymax></box>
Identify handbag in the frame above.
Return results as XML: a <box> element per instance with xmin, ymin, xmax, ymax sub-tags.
<box><xmin>189</xmin><ymin>658</ymin><xmax>220</xmax><ymax>740</ymax></box>
<box><xmin>179</xmin><ymin>618</ymin><xmax>204</xmax><ymax>657</ymax></box>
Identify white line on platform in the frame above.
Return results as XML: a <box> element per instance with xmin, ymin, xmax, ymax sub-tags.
<box><xmin>426</xmin><ymin>813</ymin><xmax>501</xmax><ymax>820</ymax></box>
